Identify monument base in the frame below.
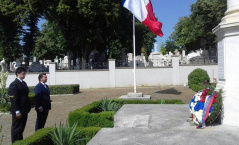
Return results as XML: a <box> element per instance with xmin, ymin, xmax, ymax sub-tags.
<box><xmin>119</xmin><ymin>92</ymin><xmax>151</xmax><ymax>100</ymax></box>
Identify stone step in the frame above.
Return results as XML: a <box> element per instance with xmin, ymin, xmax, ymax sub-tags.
<box><xmin>87</xmin><ymin>104</ymin><xmax>239</xmax><ymax>145</ymax></box>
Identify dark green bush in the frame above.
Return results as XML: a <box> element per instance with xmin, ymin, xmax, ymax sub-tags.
<box><xmin>28</xmin><ymin>84</ymin><xmax>79</xmax><ymax>95</ymax></box>
<box><xmin>13</xmin><ymin>128</ymin><xmax>53</xmax><ymax>145</ymax></box>
<box><xmin>13</xmin><ymin>127</ymin><xmax>100</xmax><ymax>145</ymax></box>
<box><xmin>0</xmin><ymin>103</ymin><xmax>11</xmax><ymax>112</ymax></box>
<box><xmin>74</xmin><ymin>127</ymin><xmax>101</xmax><ymax>145</ymax></box>
<box><xmin>68</xmin><ymin>101</ymin><xmax>115</xmax><ymax>128</ymax></box>
<box><xmin>188</xmin><ymin>68</ymin><xmax>210</xmax><ymax>91</ymax></box>
<box><xmin>190</xmin><ymin>84</ymin><xmax>205</xmax><ymax>92</ymax></box>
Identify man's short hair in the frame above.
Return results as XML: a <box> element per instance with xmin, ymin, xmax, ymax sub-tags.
<box><xmin>38</xmin><ymin>73</ymin><xmax>47</xmax><ymax>81</ymax></box>
<box><xmin>15</xmin><ymin>67</ymin><xmax>27</xmax><ymax>76</ymax></box>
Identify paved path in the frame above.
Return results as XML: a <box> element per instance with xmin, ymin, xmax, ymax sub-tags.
<box><xmin>0</xmin><ymin>86</ymin><xmax>195</xmax><ymax>145</ymax></box>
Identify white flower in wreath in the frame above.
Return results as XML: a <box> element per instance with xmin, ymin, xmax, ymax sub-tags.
<box><xmin>194</xmin><ymin>92</ymin><xmax>203</xmax><ymax>102</ymax></box>
<box><xmin>194</xmin><ymin>110</ymin><xmax>203</xmax><ymax>123</ymax></box>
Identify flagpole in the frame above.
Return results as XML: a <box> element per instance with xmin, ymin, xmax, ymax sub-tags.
<box><xmin>133</xmin><ymin>15</ymin><xmax>136</xmax><ymax>93</ymax></box>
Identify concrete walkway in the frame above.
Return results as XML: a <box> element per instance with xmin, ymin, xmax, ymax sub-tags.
<box><xmin>0</xmin><ymin>86</ymin><xmax>195</xmax><ymax>145</ymax></box>
<box><xmin>88</xmin><ymin>104</ymin><xmax>239</xmax><ymax>145</ymax></box>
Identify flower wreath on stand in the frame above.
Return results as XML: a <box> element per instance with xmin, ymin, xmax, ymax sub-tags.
<box><xmin>189</xmin><ymin>89</ymin><xmax>218</xmax><ymax>129</ymax></box>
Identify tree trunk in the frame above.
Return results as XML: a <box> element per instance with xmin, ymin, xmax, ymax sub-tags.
<box><xmin>67</xmin><ymin>51</ymin><xmax>71</xmax><ymax>70</ymax></box>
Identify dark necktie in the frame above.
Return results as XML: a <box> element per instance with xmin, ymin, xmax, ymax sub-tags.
<box><xmin>22</xmin><ymin>81</ymin><xmax>25</xmax><ymax>87</ymax></box>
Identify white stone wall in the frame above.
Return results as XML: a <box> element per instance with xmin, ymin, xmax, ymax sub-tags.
<box><xmin>6</xmin><ymin>60</ymin><xmax>218</xmax><ymax>89</ymax></box>
<box><xmin>115</xmin><ymin>67</ymin><xmax>173</xmax><ymax>87</ymax></box>
<box><xmin>6</xmin><ymin>73</ymin><xmax>45</xmax><ymax>87</ymax></box>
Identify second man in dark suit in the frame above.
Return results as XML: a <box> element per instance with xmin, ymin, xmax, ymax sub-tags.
<box><xmin>34</xmin><ymin>73</ymin><xmax>51</xmax><ymax>131</ymax></box>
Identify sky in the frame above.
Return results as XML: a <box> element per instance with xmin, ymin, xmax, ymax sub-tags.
<box><xmin>151</xmin><ymin>0</ymin><xmax>197</xmax><ymax>51</ymax></box>
<box><xmin>37</xmin><ymin>0</ymin><xmax>197</xmax><ymax>52</ymax></box>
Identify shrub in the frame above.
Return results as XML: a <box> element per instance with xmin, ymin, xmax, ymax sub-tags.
<box><xmin>28</xmin><ymin>84</ymin><xmax>79</xmax><ymax>95</ymax></box>
<box><xmin>74</xmin><ymin>127</ymin><xmax>101</xmax><ymax>145</ymax></box>
<box><xmin>188</xmin><ymin>68</ymin><xmax>210</xmax><ymax>91</ymax></box>
<box><xmin>12</xmin><ymin>127</ymin><xmax>100</xmax><ymax>145</ymax></box>
<box><xmin>13</xmin><ymin>128</ymin><xmax>53</xmax><ymax>145</ymax></box>
<box><xmin>190</xmin><ymin>84</ymin><xmax>205</xmax><ymax>92</ymax></box>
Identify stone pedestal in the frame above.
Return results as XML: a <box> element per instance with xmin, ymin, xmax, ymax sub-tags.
<box><xmin>119</xmin><ymin>92</ymin><xmax>150</xmax><ymax>100</ymax></box>
<box><xmin>213</xmin><ymin>0</ymin><xmax>239</xmax><ymax>126</ymax></box>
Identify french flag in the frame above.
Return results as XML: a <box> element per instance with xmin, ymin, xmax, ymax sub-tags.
<box><xmin>123</xmin><ymin>0</ymin><xmax>163</xmax><ymax>37</ymax></box>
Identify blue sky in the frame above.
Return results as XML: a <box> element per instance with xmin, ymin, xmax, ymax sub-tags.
<box><xmin>37</xmin><ymin>0</ymin><xmax>197</xmax><ymax>52</ymax></box>
<box><xmin>151</xmin><ymin>0</ymin><xmax>197</xmax><ymax>51</ymax></box>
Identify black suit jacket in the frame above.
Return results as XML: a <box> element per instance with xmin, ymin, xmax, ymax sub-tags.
<box><xmin>8</xmin><ymin>78</ymin><xmax>31</xmax><ymax>115</ymax></box>
<box><xmin>34</xmin><ymin>83</ymin><xmax>51</xmax><ymax>111</ymax></box>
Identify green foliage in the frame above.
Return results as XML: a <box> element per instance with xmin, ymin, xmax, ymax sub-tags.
<box><xmin>165</xmin><ymin>35</ymin><xmax>181</xmax><ymax>53</ymax></box>
<box><xmin>13</xmin><ymin>128</ymin><xmax>53</xmax><ymax>145</ymax></box>
<box><xmin>74</xmin><ymin>127</ymin><xmax>101</xmax><ymax>145</ymax></box>
<box><xmin>12</xmin><ymin>127</ymin><xmax>100</xmax><ymax>145</ymax></box>
<box><xmin>99</xmin><ymin>98</ymin><xmax>122</xmax><ymax>112</ymax></box>
<box><xmin>188</xmin><ymin>68</ymin><xmax>210</xmax><ymax>91</ymax></box>
<box><xmin>50</xmin><ymin>122</ymin><xmax>80</xmax><ymax>145</ymax></box>
<box><xmin>28</xmin><ymin>84</ymin><xmax>79</xmax><ymax>95</ymax></box>
<box><xmin>160</xmin><ymin>42</ymin><xmax>166</xmax><ymax>55</ymax></box>
<box><xmin>206</xmin><ymin>89</ymin><xmax>223</xmax><ymax>124</ymax></box>
<box><xmin>68</xmin><ymin>101</ymin><xmax>115</xmax><ymax>128</ymax></box>
<box><xmin>0</xmin><ymin>66</ymin><xmax>10</xmax><ymax>112</ymax></box>
<box><xmin>171</xmin><ymin>0</ymin><xmax>227</xmax><ymax>52</ymax></box>
<box><xmin>190</xmin><ymin>84</ymin><xmax>205</xmax><ymax>92</ymax></box>
<box><xmin>34</xmin><ymin>22</ymin><xmax>66</xmax><ymax>60</ymax></box>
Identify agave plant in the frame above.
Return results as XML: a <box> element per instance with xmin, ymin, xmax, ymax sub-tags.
<box><xmin>99</xmin><ymin>98</ymin><xmax>122</xmax><ymax>112</ymax></box>
<box><xmin>50</xmin><ymin>121</ymin><xmax>81</xmax><ymax>145</ymax></box>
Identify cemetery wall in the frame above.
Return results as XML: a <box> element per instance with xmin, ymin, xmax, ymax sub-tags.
<box><xmin>5</xmin><ymin>58</ymin><xmax>218</xmax><ymax>89</ymax></box>
<box><xmin>6</xmin><ymin>73</ymin><xmax>47</xmax><ymax>87</ymax></box>
<box><xmin>115</xmin><ymin>67</ymin><xmax>173</xmax><ymax>87</ymax></box>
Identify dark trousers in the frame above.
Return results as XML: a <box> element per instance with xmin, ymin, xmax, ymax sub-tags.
<box><xmin>11</xmin><ymin>113</ymin><xmax>28</xmax><ymax>143</ymax></box>
<box><xmin>35</xmin><ymin>110</ymin><xmax>49</xmax><ymax>131</ymax></box>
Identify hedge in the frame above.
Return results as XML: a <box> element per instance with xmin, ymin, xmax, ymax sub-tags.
<box><xmin>28</xmin><ymin>84</ymin><xmax>79</xmax><ymax>95</ymax></box>
<box><xmin>13</xmin><ymin>127</ymin><xmax>101</xmax><ymax>145</ymax></box>
<box><xmin>189</xmin><ymin>84</ymin><xmax>205</xmax><ymax>92</ymax></box>
<box><xmin>13</xmin><ymin>128</ymin><xmax>53</xmax><ymax>145</ymax></box>
<box><xmin>68</xmin><ymin>99</ymin><xmax>185</xmax><ymax>127</ymax></box>
<box><xmin>68</xmin><ymin>101</ymin><xmax>115</xmax><ymax>128</ymax></box>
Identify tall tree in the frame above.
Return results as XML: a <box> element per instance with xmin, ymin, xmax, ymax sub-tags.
<box><xmin>22</xmin><ymin>12</ymin><xmax>39</xmax><ymax>63</ymax></box>
<box><xmin>171</xmin><ymin>0</ymin><xmax>227</xmax><ymax>52</ymax></box>
<box><xmin>160</xmin><ymin>42</ymin><xmax>166</xmax><ymax>55</ymax></box>
<box><xmin>33</xmin><ymin>22</ymin><xmax>66</xmax><ymax>60</ymax></box>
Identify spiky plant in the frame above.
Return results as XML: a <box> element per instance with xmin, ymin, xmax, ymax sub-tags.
<box><xmin>99</xmin><ymin>98</ymin><xmax>122</xmax><ymax>112</ymax></box>
<box><xmin>50</xmin><ymin>121</ymin><xmax>81</xmax><ymax>145</ymax></box>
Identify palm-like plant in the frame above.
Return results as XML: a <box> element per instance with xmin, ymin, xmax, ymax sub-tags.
<box><xmin>99</xmin><ymin>98</ymin><xmax>122</xmax><ymax>112</ymax></box>
<box><xmin>50</xmin><ymin>121</ymin><xmax>81</xmax><ymax>145</ymax></box>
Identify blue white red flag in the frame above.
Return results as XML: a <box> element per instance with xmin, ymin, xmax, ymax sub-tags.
<box><xmin>197</xmin><ymin>93</ymin><xmax>216</xmax><ymax>129</ymax></box>
<box><xmin>123</xmin><ymin>0</ymin><xmax>163</xmax><ymax>37</ymax></box>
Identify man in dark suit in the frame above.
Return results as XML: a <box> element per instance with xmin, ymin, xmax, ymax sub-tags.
<box><xmin>34</xmin><ymin>73</ymin><xmax>51</xmax><ymax>131</ymax></box>
<box><xmin>8</xmin><ymin>67</ymin><xmax>31</xmax><ymax>143</ymax></box>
